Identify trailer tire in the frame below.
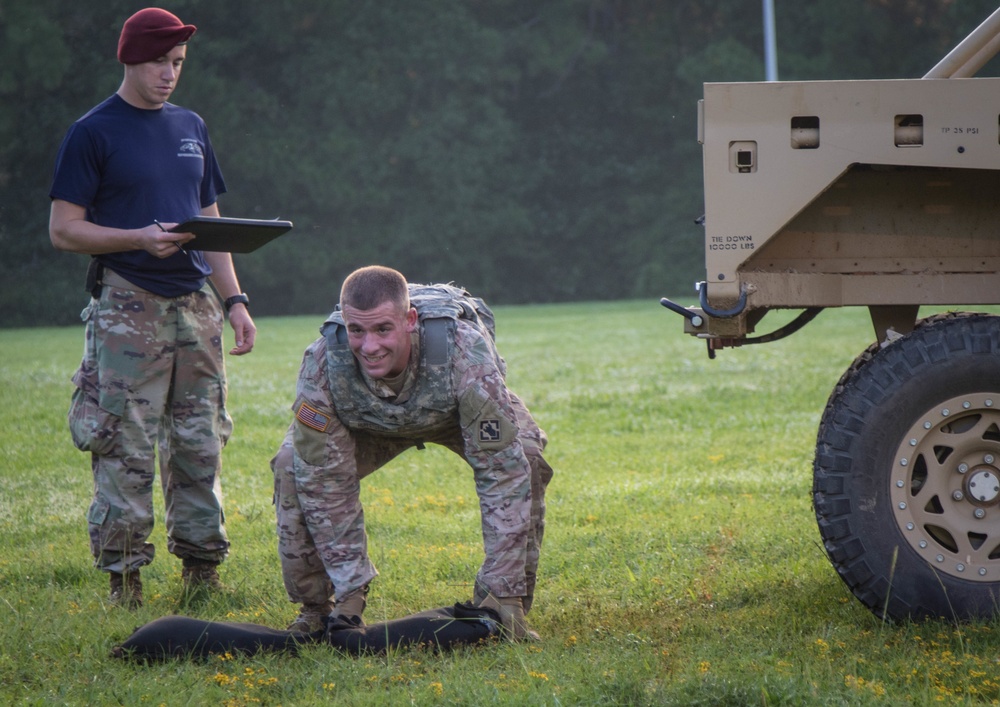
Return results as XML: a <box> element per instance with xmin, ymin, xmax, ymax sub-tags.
<box><xmin>814</xmin><ymin>312</ymin><xmax>1000</xmax><ymax>621</ymax></box>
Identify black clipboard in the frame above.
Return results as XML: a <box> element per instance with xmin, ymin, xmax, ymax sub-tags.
<box><xmin>169</xmin><ymin>216</ymin><xmax>294</xmax><ymax>253</ymax></box>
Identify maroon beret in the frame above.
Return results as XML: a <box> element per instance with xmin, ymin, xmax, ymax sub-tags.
<box><xmin>117</xmin><ymin>8</ymin><xmax>196</xmax><ymax>65</ymax></box>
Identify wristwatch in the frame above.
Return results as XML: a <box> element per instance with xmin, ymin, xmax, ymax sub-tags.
<box><xmin>223</xmin><ymin>293</ymin><xmax>250</xmax><ymax>312</ymax></box>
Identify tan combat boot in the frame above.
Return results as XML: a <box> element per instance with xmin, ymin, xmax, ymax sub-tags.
<box><xmin>287</xmin><ymin>601</ymin><xmax>335</xmax><ymax>633</ymax></box>
<box><xmin>109</xmin><ymin>571</ymin><xmax>143</xmax><ymax>609</ymax></box>
<box><xmin>181</xmin><ymin>559</ymin><xmax>225</xmax><ymax>593</ymax></box>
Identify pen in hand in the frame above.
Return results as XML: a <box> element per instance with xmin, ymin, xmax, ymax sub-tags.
<box><xmin>154</xmin><ymin>219</ymin><xmax>187</xmax><ymax>254</ymax></box>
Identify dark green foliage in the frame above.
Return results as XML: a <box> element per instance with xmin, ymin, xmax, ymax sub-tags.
<box><xmin>2</xmin><ymin>0</ymin><xmax>999</xmax><ymax>325</ymax></box>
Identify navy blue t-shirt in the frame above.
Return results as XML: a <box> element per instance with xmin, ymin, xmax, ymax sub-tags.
<box><xmin>50</xmin><ymin>94</ymin><xmax>227</xmax><ymax>297</ymax></box>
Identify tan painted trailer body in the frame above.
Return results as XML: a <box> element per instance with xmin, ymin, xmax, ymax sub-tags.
<box><xmin>664</xmin><ymin>9</ymin><xmax>1000</xmax><ymax>346</ymax></box>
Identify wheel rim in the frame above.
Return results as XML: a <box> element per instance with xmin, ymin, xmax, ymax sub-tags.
<box><xmin>891</xmin><ymin>393</ymin><xmax>1000</xmax><ymax>580</ymax></box>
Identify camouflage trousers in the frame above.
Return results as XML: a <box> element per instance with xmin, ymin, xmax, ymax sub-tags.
<box><xmin>69</xmin><ymin>279</ymin><xmax>232</xmax><ymax>574</ymax></box>
<box><xmin>271</xmin><ymin>393</ymin><xmax>553</xmax><ymax>612</ymax></box>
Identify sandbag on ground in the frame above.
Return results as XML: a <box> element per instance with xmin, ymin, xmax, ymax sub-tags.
<box><xmin>112</xmin><ymin>602</ymin><xmax>500</xmax><ymax>661</ymax></box>
<box><xmin>111</xmin><ymin>616</ymin><xmax>315</xmax><ymax>660</ymax></box>
<box><xmin>323</xmin><ymin>603</ymin><xmax>500</xmax><ymax>654</ymax></box>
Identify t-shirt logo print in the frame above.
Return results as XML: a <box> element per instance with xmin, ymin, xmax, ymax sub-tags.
<box><xmin>178</xmin><ymin>139</ymin><xmax>204</xmax><ymax>159</ymax></box>
<box><xmin>478</xmin><ymin>419</ymin><xmax>501</xmax><ymax>443</ymax></box>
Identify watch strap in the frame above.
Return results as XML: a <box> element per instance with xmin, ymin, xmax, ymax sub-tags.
<box><xmin>224</xmin><ymin>293</ymin><xmax>249</xmax><ymax>312</ymax></box>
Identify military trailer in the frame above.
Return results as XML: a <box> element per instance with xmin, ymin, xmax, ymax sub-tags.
<box><xmin>660</xmin><ymin>10</ymin><xmax>1000</xmax><ymax>621</ymax></box>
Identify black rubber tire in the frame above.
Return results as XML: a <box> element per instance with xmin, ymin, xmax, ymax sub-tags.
<box><xmin>814</xmin><ymin>312</ymin><xmax>1000</xmax><ymax>621</ymax></box>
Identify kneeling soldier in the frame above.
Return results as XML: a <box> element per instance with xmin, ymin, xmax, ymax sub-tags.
<box><xmin>272</xmin><ymin>266</ymin><xmax>553</xmax><ymax>639</ymax></box>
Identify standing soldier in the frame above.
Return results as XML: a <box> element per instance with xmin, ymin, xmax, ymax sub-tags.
<box><xmin>273</xmin><ymin>266</ymin><xmax>553</xmax><ymax>640</ymax></box>
<box><xmin>48</xmin><ymin>8</ymin><xmax>255</xmax><ymax>607</ymax></box>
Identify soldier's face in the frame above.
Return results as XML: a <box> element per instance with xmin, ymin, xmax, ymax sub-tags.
<box><xmin>342</xmin><ymin>300</ymin><xmax>418</xmax><ymax>380</ymax></box>
<box><xmin>121</xmin><ymin>45</ymin><xmax>186</xmax><ymax>110</ymax></box>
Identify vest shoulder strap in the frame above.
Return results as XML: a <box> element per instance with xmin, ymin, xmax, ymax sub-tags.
<box><xmin>423</xmin><ymin>318</ymin><xmax>450</xmax><ymax>366</ymax></box>
<box><xmin>321</xmin><ymin>312</ymin><xmax>348</xmax><ymax>349</ymax></box>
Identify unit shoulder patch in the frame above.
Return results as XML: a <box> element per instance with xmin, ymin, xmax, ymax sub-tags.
<box><xmin>478</xmin><ymin>418</ymin><xmax>502</xmax><ymax>444</ymax></box>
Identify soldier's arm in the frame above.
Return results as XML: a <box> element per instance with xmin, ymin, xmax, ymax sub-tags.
<box><xmin>49</xmin><ymin>199</ymin><xmax>195</xmax><ymax>258</ymax></box>
<box><xmin>289</xmin><ymin>339</ymin><xmax>376</xmax><ymax>599</ymax></box>
<box><xmin>454</xmin><ymin>330</ymin><xmax>533</xmax><ymax>598</ymax></box>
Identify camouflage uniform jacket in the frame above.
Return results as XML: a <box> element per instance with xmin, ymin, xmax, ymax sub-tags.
<box><xmin>289</xmin><ymin>297</ymin><xmax>534</xmax><ymax>598</ymax></box>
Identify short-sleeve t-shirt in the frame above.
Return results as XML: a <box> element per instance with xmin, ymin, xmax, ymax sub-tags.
<box><xmin>50</xmin><ymin>94</ymin><xmax>227</xmax><ymax>297</ymax></box>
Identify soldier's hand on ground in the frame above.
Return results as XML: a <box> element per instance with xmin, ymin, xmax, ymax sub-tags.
<box><xmin>329</xmin><ymin>587</ymin><xmax>367</xmax><ymax>627</ymax></box>
<box><xmin>478</xmin><ymin>594</ymin><xmax>540</xmax><ymax>642</ymax></box>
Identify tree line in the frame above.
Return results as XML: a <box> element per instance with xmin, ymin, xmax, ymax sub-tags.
<box><xmin>1</xmin><ymin>0</ymin><xmax>998</xmax><ymax>326</ymax></box>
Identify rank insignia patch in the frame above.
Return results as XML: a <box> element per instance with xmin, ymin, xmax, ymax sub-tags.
<box><xmin>296</xmin><ymin>402</ymin><xmax>331</xmax><ymax>432</ymax></box>
<box><xmin>478</xmin><ymin>419</ymin><xmax>501</xmax><ymax>443</ymax></box>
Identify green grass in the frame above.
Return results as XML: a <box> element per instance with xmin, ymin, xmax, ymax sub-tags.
<box><xmin>2</xmin><ymin>301</ymin><xmax>999</xmax><ymax>705</ymax></box>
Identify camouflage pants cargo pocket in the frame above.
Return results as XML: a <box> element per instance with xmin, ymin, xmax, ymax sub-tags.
<box><xmin>87</xmin><ymin>492</ymin><xmax>111</xmax><ymax>526</ymax></box>
<box><xmin>68</xmin><ymin>362</ymin><xmax>123</xmax><ymax>456</ymax></box>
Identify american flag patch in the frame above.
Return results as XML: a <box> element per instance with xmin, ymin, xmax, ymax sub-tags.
<box><xmin>296</xmin><ymin>402</ymin><xmax>331</xmax><ymax>432</ymax></box>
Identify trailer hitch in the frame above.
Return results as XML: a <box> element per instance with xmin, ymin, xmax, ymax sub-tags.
<box><xmin>660</xmin><ymin>281</ymin><xmax>823</xmax><ymax>359</ymax></box>
<box><xmin>697</xmin><ymin>281</ymin><xmax>748</xmax><ymax>318</ymax></box>
<box><xmin>659</xmin><ymin>282</ymin><xmax>748</xmax><ymax>323</ymax></box>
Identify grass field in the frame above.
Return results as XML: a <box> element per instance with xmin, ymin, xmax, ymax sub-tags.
<box><xmin>2</xmin><ymin>300</ymin><xmax>998</xmax><ymax>705</ymax></box>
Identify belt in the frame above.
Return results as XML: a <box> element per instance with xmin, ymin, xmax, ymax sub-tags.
<box><xmin>100</xmin><ymin>269</ymin><xmax>155</xmax><ymax>295</ymax></box>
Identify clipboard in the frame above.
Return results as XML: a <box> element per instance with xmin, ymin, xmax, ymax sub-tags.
<box><xmin>169</xmin><ymin>216</ymin><xmax>294</xmax><ymax>253</ymax></box>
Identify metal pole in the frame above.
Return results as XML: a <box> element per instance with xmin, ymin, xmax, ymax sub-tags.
<box><xmin>923</xmin><ymin>6</ymin><xmax>1000</xmax><ymax>78</ymax></box>
<box><xmin>763</xmin><ymin>0</ymin><xmax>778</xmax><ymax>81</ymax></box>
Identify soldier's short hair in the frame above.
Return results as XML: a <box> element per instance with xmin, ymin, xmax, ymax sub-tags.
<box><xmin>341</xmin><ymin>266</ymin><xmax>410</xmax><ymax>313</ymax></box>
